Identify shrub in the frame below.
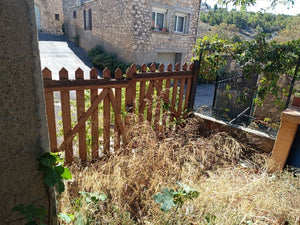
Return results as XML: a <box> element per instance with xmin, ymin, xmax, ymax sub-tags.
<box><xmin>88</xmin><ymin>45</ymin><xmax>131</xmax><ymax>75</ymax></box>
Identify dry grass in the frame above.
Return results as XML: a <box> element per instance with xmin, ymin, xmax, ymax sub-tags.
<box><xmin>58</xmin><ymin>117</ymin><xmax>300</xmax><ymax>225</ymax></box>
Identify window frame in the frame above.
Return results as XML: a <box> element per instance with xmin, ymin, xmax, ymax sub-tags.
<box><xmin>174</xmin><ymin>12</ymin><xmax>189</xmax><ymax>34</ymax></box>
<box><xmin>151</xmin><ymin>7</ymin><xmax>167</xmax><ymax>31</ymax></box>
<box><xmin>55</xmin><ymin>14</ymin><xmax>60</xmax><ymax>21</ymax></box>
<box><xmin>73</xmin><ymin>10</ymin><xmax>77</xmax><ymax>19</ymax></box>
<box><xmin>83</xmin><ymin>9</ymin><xmax>92</xmax><ymax>30</ymax></box>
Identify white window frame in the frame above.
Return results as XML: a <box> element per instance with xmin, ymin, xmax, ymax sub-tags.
<box><xmin>152</xmin><ymin>7</ymin><xmax>167</xmax><ymax>31</ymax></box>
<box><xmin>174</xmin><ymin>12</ymin><xmax>189</xmax><ymax>33</ymax></box>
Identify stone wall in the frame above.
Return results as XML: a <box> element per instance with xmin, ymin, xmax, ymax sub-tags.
<box><xmin>0</xmin><ymin>0</ymin><xmax>56</xmax><ymax>224</ymax></box>
<box><xmin>194</xmin><ymin>113</ymin><xmax>275</xmax><ymax>153</ymax></box>
<box><xmin>35</xmin><ymin>0</ymin><xmax>64</xmax><ymax>34</ymax></box>
<box><xmin>63</xmin><ymin>0</ymin><xmax>200</xmax><ymax>65</ymax></box>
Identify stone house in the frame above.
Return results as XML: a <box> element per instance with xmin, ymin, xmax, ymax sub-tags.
<box><xmin>34</xmin><ymin>0</ymin><xmax>64</xmax><ymax>34</ymax></box>
<box><xmin>63</xmin><ymin>0</ymin><xmax>201</xmax><ymax>65</ymax></box>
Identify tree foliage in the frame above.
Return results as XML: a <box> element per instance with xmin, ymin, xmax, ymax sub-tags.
<box><xmin>193</xmin><ymin>35</ymin><xmax>300</xmax><ymax>106</ymax></box>
<box><xmin>217</xmin><ymin>0</ymin><xmax>295</xmax><ymax>10</ymax></box>
<box><xmin>200</xmin><ymin>7</ymin><xmax>295</xmax><ymax>33</ymax></box>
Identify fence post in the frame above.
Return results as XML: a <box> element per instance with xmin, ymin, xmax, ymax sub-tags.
<box><xmin>188</xmin><ymin>59</ymin><xmax>200</xmax><ymax>109</ymax></box>
<box><xmin>285</xmin><ymin>55</ymin><xmax>300</xmax><ymax>109</ymax></box>
<box><xmin>212</xmin><ymin>74</ymin><xmax>219</xmax><ymax>110</ymax></box>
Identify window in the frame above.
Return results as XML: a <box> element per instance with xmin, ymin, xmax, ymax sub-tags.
<box><xmin>55</xmin><ymin>14</ymin><xmax>60</xmax><ymax>21</ymax></box>
<box><xmin>73</xmin><ymin>10</ymin><xmax>77</xmax><ymax>19</ymax></box>
<box><xmin>83</xmin><ymin>9</ymin><xmax>92</xmax><ymax>30</ymax></box>
<box><xmin>174</xmin><ymin>13</ymin><xmax>189</xmax><ymax>33</ymax></box>
<box><xmin>151</xmin><ymin>8</ymin><xmax>167</xmax><ymax>31</ymax></box>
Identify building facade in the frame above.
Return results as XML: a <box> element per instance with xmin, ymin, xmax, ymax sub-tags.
<box><xmin>34</xmin><ymin>0</ymin><xmax>64</xmax><ymax>34</ymax></box>
<box><xmin>63</xmin><ymin>0</ymin><xmax>201</xmax><ymax>65</ymax></box>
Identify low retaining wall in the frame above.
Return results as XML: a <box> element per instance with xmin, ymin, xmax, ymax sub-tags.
<box><xmin>194</xmin><ymin>113</ymin><xmax>275</xmax><ymax>153</ymax></box>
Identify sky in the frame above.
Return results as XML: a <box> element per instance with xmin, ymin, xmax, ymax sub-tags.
<box><xmin>205</xmin><ymin>0</ymin><xmax>300</xmax><ymax>16</ymax></box>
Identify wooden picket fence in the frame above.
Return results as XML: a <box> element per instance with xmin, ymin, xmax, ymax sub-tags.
<box><xmin>43</xmin><ymin>62</ymin><xmax>199</xmax><ymax>164</ymax></box>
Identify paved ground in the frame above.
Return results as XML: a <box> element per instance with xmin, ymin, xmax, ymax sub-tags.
<box><xmin>38</xmin><ymin>32</ymin><xmax>94</xmax><ymax>80</ymax></box>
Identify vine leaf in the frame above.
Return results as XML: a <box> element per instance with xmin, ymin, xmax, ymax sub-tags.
<box><xmin>39</xmin><ymin>152</ymin><xmax>72</xmax><ymax>194</ymax></box>
<box><xmin>153</xmin><ymin>188</ymin><xmax>175</xmax><ymax>211</ymax></box>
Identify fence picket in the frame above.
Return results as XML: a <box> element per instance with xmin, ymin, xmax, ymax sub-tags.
<box><xmin>146</xmin><ymin>81</ymin><xmax>154</xmax><ymax>123</ymax></box>
<box><xmin>150</xmin><ymin>63</ymin><xmax>156</xmax><ymax>72</ymax></box>
<box><xmin>154</xmin><ymin>64</ymin><xmax>165</xmax><ymax>130</ymax></box>
<box><xmin>171</xmin><ymin>78</ymin><xmax>179</xmax><ymax>121</ymax></box>
<box><xmin>125</xmin><ymin>67</ymin><xmax>134</xmax><ymax>113</ymax></box>
<box><xmin>162</xmin><ymin>64</ymin><xmax>172</xmax><ymax>127</ymax></box>
<box><xmin>43</xmin><ymin>68</ymin><xmax>58</xmax><ymax>152</ymax></box>
<box><xmin>139</xmin><ymin>64</ymin><xmax>147</xmax><ymax>122</ymax></box>
<box><xmin>75</xmin><ymin>68</ymin><xmax>87</xmax><ymax>161</ymax></box>
<box><xmin>59</xmin><ymin>68</ymin><xmax>73</xmax><ymax>164</ymax></box>
<box><xmin>177</xmin><ymin>78</ymin><xmax>186</xmax><ymax>117</ymax></box>
<box><xmin>103</xmin><ymin>68</ymin><xmax>111</xmax><ymax>156</ymax></box>
<box><xmin>90</xmin><ymin>68</ymin><xmax>99</xmax><ymax>159</ymax></box>
<box><xmin>114</xmin><ymin>68</ymin><xmax>122</xmax><ymax>151</ymax></box>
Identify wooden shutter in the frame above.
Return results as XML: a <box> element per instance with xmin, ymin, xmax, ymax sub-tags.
<box><xmin>83</xmin><ymin>10</ymin><xmax>86</xmax><ymax>30</ymax></box>
<box><xmin>88</xmin><ymin>9</ymin><xmax>92</xmax><ymax>30</ymax></box>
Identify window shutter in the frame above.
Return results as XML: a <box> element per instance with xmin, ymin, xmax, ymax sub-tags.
<box><xmin>83</xmin><ymin>10</ymin><xmax>86</xmax><ymax>30</ymax></box>
<box><xmin>88</xmin><ymin>9</ymin><xmax>92</xmax><ymax>30</ymax></box>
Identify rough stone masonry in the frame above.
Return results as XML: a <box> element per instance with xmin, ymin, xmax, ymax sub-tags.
<box><xmin>0</xmin><ymin>0</ymin><xmax>56</xmax><ymax>224</ymax></box>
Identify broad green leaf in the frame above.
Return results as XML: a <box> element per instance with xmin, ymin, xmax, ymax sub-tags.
<box><xmin>61</xmin><ymin>168</ymin><xmax>72</xmax><ymax>180</ymax></box>
<box><xmin>153</xmin><ymin>188</ymin><xmax>175</xmax><ymax>211</ymax></box>
<box><xmin>44</xmin><ymin>169</ymin><xmax>57</xmax><ymax>187</ymax></box>
<box><xmin>54</xmin><ymin>165</ymin><xmax>64</xmax><ymax>175</ymax></box>
<box><xmin>56</xmin><ymin>179</ymin><xmax>65</xmax><ymax>194</ymax></box>
<box><xmin>39</xmin><ymin>153</ymin><xmax>56</xmax><ymax>167</ymax></box>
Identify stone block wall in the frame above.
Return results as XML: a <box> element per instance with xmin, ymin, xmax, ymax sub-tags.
<box><xmin>63</xmin><ymin>0</ymin><xmax>200</xmax><ymax>65</ymax></box>
<box><xmin>0</xmin><ymin>0</ymin><xmax>56</xmax><ymax>224</ymax></box>
<box><xmin>35</xmin><ymin>0</ymin><xmax>64</xmax><ymax>34</ymax></box>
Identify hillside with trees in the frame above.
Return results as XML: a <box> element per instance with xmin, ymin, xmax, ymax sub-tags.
<box><xmin>199</xmin><ymin>3</ymin><xmax>300</xmax><ymax>42</ymax></box>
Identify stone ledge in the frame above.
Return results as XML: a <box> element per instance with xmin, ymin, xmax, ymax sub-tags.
<box><xmin>194</xmin><ymin>112</ymin><xmax>275</xmax><ymax>153</ymax></box>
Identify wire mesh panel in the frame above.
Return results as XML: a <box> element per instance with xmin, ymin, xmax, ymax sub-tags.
<box><xmin>213</xmin><ymin>73</ymin><xmax>258</xmax><ymax>125</ymax></box>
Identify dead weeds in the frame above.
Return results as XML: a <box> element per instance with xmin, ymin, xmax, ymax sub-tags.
<box><xmin>58</xmin><ymin>116</ymin><xmax>300</xmax><ymax>225</ymax></box>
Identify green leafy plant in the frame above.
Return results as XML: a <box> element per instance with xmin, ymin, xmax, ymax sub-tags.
<box><xmin>58</xmin><ymin>191</ymin><xmax>107</xmax><ymax>224</ymax></box>
<box><xmin>12</xmin><ymin>204</ymin><xmax>46</xmax><ymax>225</ymax></box>
<box><xmin>88</xmin><ymin>45</ymin><xmax>131</xmax><ymax>74</ymax></box>
<box><xmin>77</xmin><ymin>191</ymin><xmax>107</xmax><ymax>205</ymax></box>
<box><xmin>193</xmin><ymin>35</ymin><xmax>232</xmax><ymax>81</ymax></box>
<box><xmin>153</xmin><ymin>182</ymin><xmax>199</xmax><ymax>211</ymax></box>
<box><xmin>39</xmin><ymin>152</ymin><xmax>72</xmax><ymax>194</ymax></box>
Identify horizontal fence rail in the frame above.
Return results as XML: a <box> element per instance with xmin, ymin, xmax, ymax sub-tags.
<box><xmin>43</xmin><ymin>62</ymin><xmax>198</xmax><ymax>164</ymax></box>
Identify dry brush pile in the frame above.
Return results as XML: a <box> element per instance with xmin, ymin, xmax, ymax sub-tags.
<box><xmin>58</xmin><ymin>116</ymin><xmax>300</xmax><ymax>225</ymax></box>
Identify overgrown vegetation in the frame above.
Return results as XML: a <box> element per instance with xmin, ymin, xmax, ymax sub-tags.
<box><xmin>88</xmin><ymin>46</ymin><xmax>131</xmax><ymax>74</ymax></box>
<box><xmin>57</xmin><ymin>116</ymin><xmax>300</xmax><ymax>224</ymax></box>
